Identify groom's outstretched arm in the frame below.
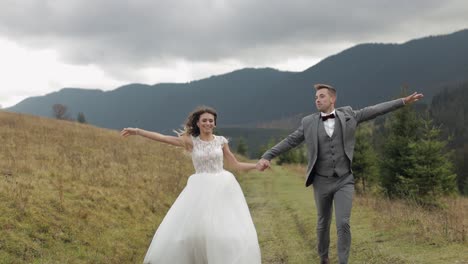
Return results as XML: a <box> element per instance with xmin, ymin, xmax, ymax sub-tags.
<box><xmin>354</xmin><ymin>92</ymin><xmax>423</xmax><ymax>123</ymax></box>
<box><xmin>258</xmin><ymin>124</ymin><xmax>305</xmax><ymax>170</ymax></box>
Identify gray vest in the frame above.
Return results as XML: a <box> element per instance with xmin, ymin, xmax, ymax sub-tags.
<box><xmin>315</xmin><ymin>117</ymin><xmax>351</xmax><ymax>177</ymax></box>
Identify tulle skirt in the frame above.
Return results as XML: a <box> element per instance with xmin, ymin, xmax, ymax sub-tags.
<box><xmin>143</xmin><ymin>170</ymin><xmax>261</xmax><ymax>264</ymax></box>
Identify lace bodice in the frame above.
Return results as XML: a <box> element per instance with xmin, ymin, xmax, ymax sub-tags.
<box><xmin>191</xmin><ymin>135</ymin><xmax>228</xmax><ymax>173</ymax></box>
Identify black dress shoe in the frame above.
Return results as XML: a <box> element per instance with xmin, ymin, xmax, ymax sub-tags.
<box><xmin>320</xmin><ymin>257</ymin><xmax>330</xmax><ymax>264</ymax></box>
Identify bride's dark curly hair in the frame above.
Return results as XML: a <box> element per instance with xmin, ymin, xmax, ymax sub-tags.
<box><xmin>181</xmin><ymin>106</ymin><xmax>217</xmax><ymax>137</ymax></box>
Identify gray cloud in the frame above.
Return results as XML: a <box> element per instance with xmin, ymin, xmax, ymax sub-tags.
<box><xmin>0</xmin><ymin>0</ymin><xmax>467</xmax><ymax>72</ymax></box>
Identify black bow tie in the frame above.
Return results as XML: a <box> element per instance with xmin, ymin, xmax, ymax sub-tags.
<box><xmin>321</xmin><ymin>113</ymin><xmax>335</xmax><ymax>121</ymax></box>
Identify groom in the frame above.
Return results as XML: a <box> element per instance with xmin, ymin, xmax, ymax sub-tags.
<box><xmin>257</xmin><ymin>84</ymin><xmax>423</xmax><ymax>264</ymax></box>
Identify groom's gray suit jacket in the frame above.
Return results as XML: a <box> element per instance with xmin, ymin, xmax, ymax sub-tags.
<box><xmin>262</xmin><ymin>99</ymin><xmax>405</xmax><ymax>187</ymax></box>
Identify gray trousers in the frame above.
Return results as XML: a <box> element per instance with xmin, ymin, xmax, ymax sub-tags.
<box><xmin>312</xmin><ymin>173</ymin><xmax>354</xmax><ymax>264</ymax></box>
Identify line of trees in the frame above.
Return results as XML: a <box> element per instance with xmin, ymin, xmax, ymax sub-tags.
<box><xmin>52</xmin><ymin>104</ymin><xmax>87</xmax><ymax>124</ymax></box>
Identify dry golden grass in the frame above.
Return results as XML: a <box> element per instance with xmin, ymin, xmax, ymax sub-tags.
<box><xmin>356</xmin><ymin>195</ymin><xmax>467</xmax><ymax>244</ymax></box>
<box><xmin>351</xmin><ymin>195</ymin><xmax>468</xmax><ymax>263</ymax></box>
<box><xmin>0</xmin><ymin>111</ymin><xmax>193</xmax><ymax>263</ymax></box>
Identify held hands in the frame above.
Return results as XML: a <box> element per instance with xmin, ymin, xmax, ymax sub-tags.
<box><xmin>256</xmin><ymin>158</ymin><xmax>271</xmax><ymax>172</ymax></box>
<box><xmin>403</xmin><ymin>92</ymin><xmax>424</xmax><ymax>105</ymax></box>
<box><xmin>120</xmin><ymin>127</ymin><xmax>139</xmax><ymax>137</ymax></box>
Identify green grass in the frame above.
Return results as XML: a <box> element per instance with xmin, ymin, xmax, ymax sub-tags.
<box><xmin>240</xmin><ymin>166</ymin><xmax>317</xmax><ymax>263</ymax></box>
<box><xmin>238</xmin><ymin>165</ymin><xmax>468</xmax><ymax>264</ymax></box>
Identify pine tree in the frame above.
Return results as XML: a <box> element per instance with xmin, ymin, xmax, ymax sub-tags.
<box><xmin>236</xmin><ymin>137</ymin><xmax>248</xmax><ymax>156</ymax></box>
<box><xmin>77</xmin><ymin>112</ymin><xmax>87</xmax><ymax>124</ymax></box>
<box><xmin>430</xmin><ymin>82</ymin><xmax>468</xmax><ymax>194</ymax></box>
<box><xmin>381</xmin><ymin>102</ymin><xmax>458</xmax><ymax>203</ymax></box>
<box><xmin>352</xmin><ymin>123</ymin><xmax>378</xmax><ymax>194</ymax></box>
<box><xmin>380</xmin><ymin>100</ymin><xmax>422</xmax><ymax>198</ymax></box>
<box><xmin>396</xmin><ymin>119</ymin><xmax>457</xmax><ymax>204</ymax></box>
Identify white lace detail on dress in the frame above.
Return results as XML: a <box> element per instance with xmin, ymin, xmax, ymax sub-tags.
<box><xmin>191</xmin><ymin>135</ymin><xmax>228</xmax><ymax>173</ymax></box>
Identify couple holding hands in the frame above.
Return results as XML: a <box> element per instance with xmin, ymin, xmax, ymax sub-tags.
<box><xmin>121</xmin><ymin>83</ymin><xmax>423</xmax><ymax>264</ymax></box>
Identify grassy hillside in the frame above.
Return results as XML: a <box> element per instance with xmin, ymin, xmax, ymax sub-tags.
<box><xmin>1</xmin><ymin>111</ymin><xmax>467</xmax><ymax>263</ymax></box>
<box><xmin>0</xmin><ymin>111</ymin><xmax>194</xmax><ymax>263</ymax></box>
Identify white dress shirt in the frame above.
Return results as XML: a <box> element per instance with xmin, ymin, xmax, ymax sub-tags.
<box><xmin>321</xmin><ymin>109</ymin><xmax>336</xmax><ymax>137</ymax></box>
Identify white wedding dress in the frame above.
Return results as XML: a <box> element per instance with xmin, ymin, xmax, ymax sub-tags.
<box><xmin>143</xmin><ymin>135</ymin><xmax>261</xmax><ymax>264</ymax></box>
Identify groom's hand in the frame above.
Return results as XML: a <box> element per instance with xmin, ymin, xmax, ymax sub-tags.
<box><xmin>403</xmin><ymin>92</ymin><xmax>424</xmax><ymax>105</ymax></box>
<box><xmin>256</xmin><ymin>159</ymin><xmax>271</xmax><ymax>171</ymax></box>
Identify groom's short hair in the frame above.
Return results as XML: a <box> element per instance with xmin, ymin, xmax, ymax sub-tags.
<box><xmin>314</xmin><ymin>84</ymin><xmax>336</xmax><ymax>97</ymax></box>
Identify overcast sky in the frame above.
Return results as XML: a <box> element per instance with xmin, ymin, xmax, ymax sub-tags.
<box><xmin>0</xmin><ymin>0</ymin><xmax>467</xmax><ymax>107</ymax></box>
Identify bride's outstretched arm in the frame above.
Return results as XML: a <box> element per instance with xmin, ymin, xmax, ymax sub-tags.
<box><xmin>222</xmin><ymin>144</ymin><xmax>257</xmax><ymax>172</ymax></box>
<box><xmin>121</xmin><ymin>127</ymin><xmax>192</xmax><ymax>150</ymax></box>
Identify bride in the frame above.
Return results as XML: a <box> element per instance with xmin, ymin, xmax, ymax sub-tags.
<box><xmin>121</xmin><ymin>106</ymin><xmax>261</xmax><ymax>264</ymax></box>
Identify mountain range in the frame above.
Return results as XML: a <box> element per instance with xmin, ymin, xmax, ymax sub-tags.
<box><xmin>7</xmin><ymin>29</ymin><xmax>468</xmax><ymax>133</ymax></box>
